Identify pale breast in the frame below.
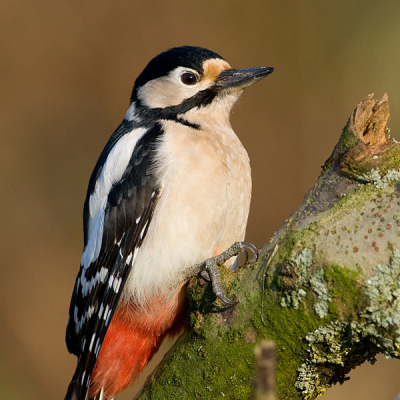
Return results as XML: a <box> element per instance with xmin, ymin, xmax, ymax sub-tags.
<box><xmin>123</xmin><ymin>119</ymin><xmax>251</xmax><ymax>305</ymax></box>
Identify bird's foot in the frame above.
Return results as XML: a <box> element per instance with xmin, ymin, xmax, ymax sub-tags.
<box><xmin>191</xmin><ymin>241</ymin><xmax>259</xmax><ymax>305</ymax></box>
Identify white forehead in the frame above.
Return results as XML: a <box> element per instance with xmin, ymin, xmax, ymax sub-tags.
<box><xmin>137</xmin><ymin>58</ymin><xmax>231</xmax><ymax>109</ymax></box>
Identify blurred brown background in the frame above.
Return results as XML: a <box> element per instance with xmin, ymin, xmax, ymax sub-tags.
<box><xmin>1</xmin><ymin>1</ymin><xmax>400</xmax><ymax>399</ymax></box>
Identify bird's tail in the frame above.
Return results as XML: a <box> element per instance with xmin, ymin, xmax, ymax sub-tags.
<box><xmin>65</xmin><ymin>371</ymin><xmax>114</xmax><ymax>400</ymax></box>
<box><xmin>64</xmin><ymin>370</ymin><xmax>81</xmax><ymax>400</ymax></box>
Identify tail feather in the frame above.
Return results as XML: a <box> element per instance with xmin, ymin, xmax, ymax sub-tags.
<box><xmin>93</xmin><ymin>387</ymin><xmax>114</xmax><ymax>400</ymax></box>
<box><xmin>65</xmin><ymin>374</ymin><xmax>113</xmax><ymax>400</ymax></box>
<box><xmin>64</xmin><ymin>371</ymin><xmax>81</xmax><ymax>400</ymax></box>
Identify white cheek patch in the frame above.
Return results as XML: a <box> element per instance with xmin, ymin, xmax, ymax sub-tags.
<box><xmin>137</xmin><ymin>66</ymin><xmax>214</xmax><ymax>109</ymax></box>
<box><xmin>81</xmin><ymin>127</ymin><xmax>148</xmax><ymax>269</ymax></box>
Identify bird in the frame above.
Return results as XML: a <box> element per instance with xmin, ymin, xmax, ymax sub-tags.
<box><xmin>65</xmin><ymin>45</ymin><xmax>273</xmax><ymax>400</ymax></box>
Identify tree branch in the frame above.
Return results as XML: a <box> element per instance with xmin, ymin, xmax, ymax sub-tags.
<box><xmin>136</xmin><ymin>94</ymin><xmax>400</xmax><ymax>400</ymax></box>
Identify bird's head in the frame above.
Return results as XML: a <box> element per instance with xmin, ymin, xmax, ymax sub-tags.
<box><xmin>126</xmin><ymin>46</ymin><xmax>273</xmax><ymax>127</ymax></box>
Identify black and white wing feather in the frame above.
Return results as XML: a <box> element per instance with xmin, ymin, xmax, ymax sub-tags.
<box><xmin>65</xmin><ymin>120</ymin><xmax>163</xmax><ymax>399</ymax></box>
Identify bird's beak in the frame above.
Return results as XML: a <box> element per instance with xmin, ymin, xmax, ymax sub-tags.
<box><xmin>215</xmin><ymin>67</ymin><xmax>274</xmax><ymax>89</ymax></box>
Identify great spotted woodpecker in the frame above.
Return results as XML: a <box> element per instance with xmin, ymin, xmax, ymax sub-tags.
<box><xmin>65</xmin><ymin>46</ymin><xmax>273</xmax><ymax>400</ymax></box>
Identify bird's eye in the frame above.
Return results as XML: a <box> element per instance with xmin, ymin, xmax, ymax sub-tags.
<box><xmin>180</xmin><ymin>72</ymin><xmax>198</xmax><ymax>86</ymax></box>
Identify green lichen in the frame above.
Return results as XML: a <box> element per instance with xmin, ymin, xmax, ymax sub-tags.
<box><xmin>362</xmin><ymin>249</ymin><xmax>400</xmax><ymax>349</ymax></box>
<box><xmin>280</xmin><ymin>289</ymin><xmax>305</xmax><ymax>309</ymax></box>
<box><xmin>280</xmin><ymin>248</ymin><xmax>313</xmax><ymax>309</ymax></box>
<box><xmin>280</xmin><ymin>248</ymin><xmax>331</xmax><ymax>318</ymax></box>
<box><xmin>295</xmin><ymin>317</ymin><xmax>399</xmax><ymax>399</ymax></box>
<box><xmin>358</xmin><ymin>167</ymin><xmax>400</xmax><ymax>188</ymax></box>
<box><xmin>310</xmin><ymin>269</ymin><xmax>331</xmax><ymax>318</ymax></box>
<box><xmin>293</xmin><ymin>248</ymin><xmax>314</xmax><ymax>278</ymax></box>
<box><xmin>295</xmin><ymin>363</ymin><xmax>327</xmax><ymax>399</ymax></box>
<box><xmin>295</xmin><ymin>250</ymin><xmax>400</xmax><ymax>399</ymax></box>
<box><xmin>295</xmin><ymin>321</ymin><xmax>355</xmax><ymax>398</ymax></box>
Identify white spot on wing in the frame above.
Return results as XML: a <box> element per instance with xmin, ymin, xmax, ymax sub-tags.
<box><xmin>105</xmin><ymin>309</ymin><xmax>112</xmax><ymax>326</ymax></box>
<box><xmin>89</xmin><ymin>334</ymin><xmax>96</xmax><ymax>351</ymax></box>
<box><xmin>113</xmin><ymin>277</ymin><xmax>122</xmax><ymax>293</ymax></box>
<box><xmin>79</xmin><ymin>267</ymin><xmax>108</xmax><ymax>297</ymax></box>
<box><xmin>115</xmin><ymin>278</ymin><xmax>122</xmax><ymax>293</ymax></box>
<box><xmin>98</xmin><ymin>303</ymin><xmax>104</xmax><ymax>319</ymax></box>
<box><xmin>81</xmin><ymin>127</ymin><xmax>148</xmax><ymax>269</ymax></box>
<box><xmin>103</xmin><ymin>305</ymin><xmax>110</xmax><ymax>320</ymax></box>
<box><xmin>140</xmin><ymin>221</ymin><xmax>149</xmax><ymax>240</ymax></box>
<box><xmin>74</xmin><ymin>304</ymin><xmax>95</xmax><ymax>334</ymax></box>
<box><xmin>126</xmin><ymin>252</ymin><xmax>133</xmax><ymax>264</ymax></box>
<box><xmin>94</xmin><ymin>337</ymin><xmax>101</xmax><ymax>356</ymax></box>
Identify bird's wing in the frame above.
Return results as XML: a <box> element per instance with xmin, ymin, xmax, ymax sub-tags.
<box><xmin>65</xmin><ymin>121</ymin><xmax>163</xmax><ymax>399</ymax></box>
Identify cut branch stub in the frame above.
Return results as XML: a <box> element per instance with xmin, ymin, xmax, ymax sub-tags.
<box><xmin>339</xmin><ymin>94</ymin><xmax>399</xmax><ymax>178</ymax></box>
<box><xmin>323</xmin><ymin>94</ymin><xmax>399</xmax><ymax>179</ymax></box>
<box><xmin>349</xmin><ymin>93</ymin><xmax>389</xmax><ymax>145</ymax></box>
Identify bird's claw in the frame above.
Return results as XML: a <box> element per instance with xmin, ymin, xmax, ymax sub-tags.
<box><xmin>210</xmin><ymin>279</ymin><xmax>236</xmax><ymax>306</ymax></box>
<box><xmin>240</xmin><ymin>241</ymin><xmax>259</xmax><ymax>264</ymax></box>
<box><xmin>200</xmin><ymin>270</ymin><xmax>211</xmax><ymax>282</ymax></box>
<box><xmin>192</xmin><ymin>241</ymin><xmax>259</xmax><ymax>306</ymax></box>
<box><xmin>215</xmin><ymin>291</ymin><xmax>238</xmax><ymax>306</ymax></box>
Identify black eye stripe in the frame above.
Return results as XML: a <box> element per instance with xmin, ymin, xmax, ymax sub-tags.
<box><xmin>180</xmin><ymin>72</ymin><xmax>198</xmax><ymax>85</ymax></box>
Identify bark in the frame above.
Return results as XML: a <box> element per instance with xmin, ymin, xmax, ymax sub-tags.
<box><xmin>136</xmin><ymin>94</ymin><xmax>400</xmax><ymax>400</ymax></box>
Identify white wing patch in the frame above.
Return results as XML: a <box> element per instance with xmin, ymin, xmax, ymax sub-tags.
<box><xmin>81</xmin><ymin>126</ymin><xmax>148</xmax><ymax>269</ymax></box>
